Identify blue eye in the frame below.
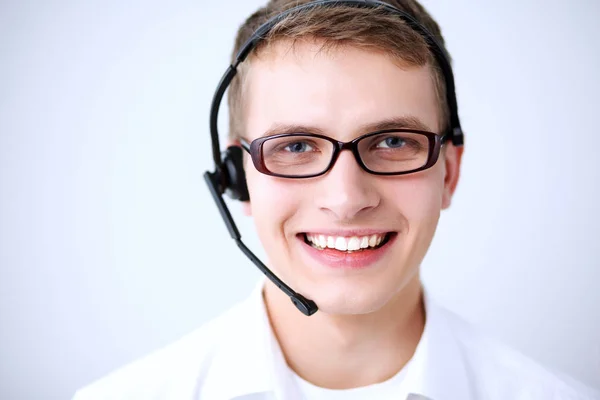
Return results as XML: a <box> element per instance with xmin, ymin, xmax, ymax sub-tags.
<box><xmin>284</xmin><ymin>142</ymin><xmax>314</xmax><ymax>153</ymax></box>
<box><xmin>377</xmin><ymin>136</ymin><xmax>406</xmax><ymax>149</ymax></box>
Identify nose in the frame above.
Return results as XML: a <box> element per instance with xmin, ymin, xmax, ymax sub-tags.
<box><xmin>314</xmin><ymin>150</ymin><xmax>380</xmax><ymax>221</ymax></box>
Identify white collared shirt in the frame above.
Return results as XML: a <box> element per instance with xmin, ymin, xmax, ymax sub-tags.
<box><xmin>292</xmin><ymin>358</ymin><xmax>412</xmax><ymax>399</ymax></box>
<box><xmin>73</xmin><ymin>281</ymin><xmax>599</xmax><ymax>400</ymax></box>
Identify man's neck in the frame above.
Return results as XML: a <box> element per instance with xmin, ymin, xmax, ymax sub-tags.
<box><xmin>263</xmin><ymin>277</ymin><xmax>425</xmax><ymax>390</ymax></box>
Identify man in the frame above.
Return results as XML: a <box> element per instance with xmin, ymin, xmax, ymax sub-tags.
<box><xmin>74</xmin><ymin>0</ymin><xmax>599</xmax><ymax>399</ymax></box>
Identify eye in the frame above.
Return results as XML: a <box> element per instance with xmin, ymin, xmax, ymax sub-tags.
<box><xmin>284</xmin><ymin>141</ymin><xmax>315</xmax><ymax>153</ymax></box>
<box><xmin>376</xmin><ymin>136</ymin><xmax>406</xmax><ymax>149</ymax></box>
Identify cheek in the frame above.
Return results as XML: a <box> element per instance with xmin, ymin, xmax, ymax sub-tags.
<box><xmin>246</xmin><ymin>168</ymin><xmax>301</xmax><ymax>237</ymax></box>
<box><xmin>391</xmin><ymin>168</ymin><xmax>445</xmax><ymax>227</ymax></box>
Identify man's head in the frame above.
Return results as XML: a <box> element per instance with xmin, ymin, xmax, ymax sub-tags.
<box><xmin>227</xmin><ymin>0</ymin><xmax>463</xmax><ymax>315</ymax></box>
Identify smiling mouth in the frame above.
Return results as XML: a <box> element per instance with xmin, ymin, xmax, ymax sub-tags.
<box><xmin>300</xmin><ymin>232</ymin><xmax>395</xmax><ymax>253</ymax></box>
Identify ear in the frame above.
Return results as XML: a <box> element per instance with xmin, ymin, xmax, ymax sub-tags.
<box><xmin>441</xmin><ymin>143</ymin><xmax>464</xmax><ymax>210</ymax></box>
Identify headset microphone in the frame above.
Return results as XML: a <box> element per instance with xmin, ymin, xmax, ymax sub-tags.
<box><xmin>204</xmin><ymin>169</ymin><xmax>318</xmax><ymax>316</ymax></box>
<box><xmin>204</xmin><ymin>0</ymin><xmax>464</xmax><ymax>317</ymax></box>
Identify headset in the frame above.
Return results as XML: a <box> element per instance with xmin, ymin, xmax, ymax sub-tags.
<box><xmin>204</xmin><ymin>0</ymin><xmax>464</xmax><ymax>316</ymax></box>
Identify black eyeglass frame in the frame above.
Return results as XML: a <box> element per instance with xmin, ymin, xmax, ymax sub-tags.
<box><xmin>240</xmin><ymin>129</ymin><xmax>449</xmax><ymax>179</ymax></box>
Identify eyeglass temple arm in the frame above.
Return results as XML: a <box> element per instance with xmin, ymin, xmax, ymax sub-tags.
<box><xmin>238</xmin><ymin>138</ymin><xmax>251</xmax><ymax>151</ymax></box>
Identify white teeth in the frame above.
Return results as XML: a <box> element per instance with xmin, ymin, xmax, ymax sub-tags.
<box><xmin>327</xmin><ymin>236</ymin><xmax>335</xmax><ymax>248</ymax></box>
<box><xmin>360</xmin><ymin>236</ymin><xmax>369</xmax><ymax>249</ymax></box>
<box><xmin>347</xmin><ymin>237</ymin><xmax>361</xmax><ymax>251</ymax></box>
<box><xmin>318</xmin><ymin>235</ymin><xmax>326</xmax><ymax>248</ymax></box>
<box><xmin>334</xmin><ymin>237</ymin><xmax>347</xmax><ymax>251</ymax></box>
<box><xmin>306</xmin><ymin>233</ymin><xmax>388</xmax><ymax>251</ymax></box>
<box><xmin>368</xmin><ymin>235</ymin><xmax>377</xmax><ymax>247</ymax></box>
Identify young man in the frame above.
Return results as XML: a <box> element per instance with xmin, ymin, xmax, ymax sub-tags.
<box><xmin>74</xmin><ymin>1</ymin><xmax>598</xmax><ymax>399</ymax></box>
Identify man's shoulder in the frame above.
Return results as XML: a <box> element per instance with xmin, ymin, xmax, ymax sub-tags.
<box><xmin>72</xmin><ymin>301</ymin><xmax>248</xmax><ymax>400</ymax></box>
<box><xmin>437</xmin><ymin>305</ymin><xmax>599</xmax><ymax>399</ymax></box>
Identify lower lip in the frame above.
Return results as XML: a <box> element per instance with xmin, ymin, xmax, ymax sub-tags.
<box><xmin>299</xmin><ymin>234</ymin><xmax>396</xmax><ymax>270</ymax></box>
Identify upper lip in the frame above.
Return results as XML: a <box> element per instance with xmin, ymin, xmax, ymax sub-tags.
<box><xmin>299</xmin><ymin>229</ymin><xmax>395</xmax><ymax>237</ymax></box>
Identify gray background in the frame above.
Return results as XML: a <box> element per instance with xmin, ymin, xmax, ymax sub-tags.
<box><xmin>1</xmin><ymin>0</ymin><xmax>599</xmax><ymax>399</ymax></box>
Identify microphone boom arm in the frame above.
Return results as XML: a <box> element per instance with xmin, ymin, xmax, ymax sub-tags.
<box><xmin>204</xmin><ymin>171</ymin><xmax>318</xmax><ymax>316</ymax></box>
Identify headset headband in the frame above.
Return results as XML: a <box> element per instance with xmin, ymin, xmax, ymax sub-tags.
<box><xmin>209</xmin><ymin>0</ymin><xmax>464</xmax><ymax>172</ymax></box>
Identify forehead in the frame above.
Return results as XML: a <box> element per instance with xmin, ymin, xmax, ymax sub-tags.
<box><xmin>242</xmin><ymin>39</ymin><xmax>440</xmax><ymax>140</ymax></box>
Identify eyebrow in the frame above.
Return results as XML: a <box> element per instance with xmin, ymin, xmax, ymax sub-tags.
<box><xmin>260</xmin><ymin>116</ymin><xmax>434</xmax><ymax>138</ymax></box>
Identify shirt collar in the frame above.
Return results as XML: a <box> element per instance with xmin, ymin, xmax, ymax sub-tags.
<box><xmin>206</xmin><ymin>280</ymin><xmax>474</xmax><ymax>400</ymax></box>
<box><xmin>200</xmin><ymin>281</ymin><xmax>274</xmax><ymax>399</ymax></box>
<box><xmin>403</xmin><ymin>287</ymin><xmax>474</xmax><ymax>399</ymax></box>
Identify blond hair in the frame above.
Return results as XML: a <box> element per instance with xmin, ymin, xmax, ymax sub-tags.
<box><xmin>227</xmin><ymin>0</ymin><xmax>451</xmax><ymax>139</ymax></box>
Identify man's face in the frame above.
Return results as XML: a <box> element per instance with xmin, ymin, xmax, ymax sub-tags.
<box><xmin>241</xmin><ymin>40</ymin><xmax>461</xmax><ymax>315</ymax></box>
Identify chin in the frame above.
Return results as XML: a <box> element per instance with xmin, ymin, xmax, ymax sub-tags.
<box><xmin>303</xmin><ymin>278</ymin><xmax>402</xmax><ymax>315</ymax></box>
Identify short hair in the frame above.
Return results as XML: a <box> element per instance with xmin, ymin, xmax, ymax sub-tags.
<box><xmin>227</xmin><ymin>0</ymin><xmax>451</xmax><ymax>140</ymax></box>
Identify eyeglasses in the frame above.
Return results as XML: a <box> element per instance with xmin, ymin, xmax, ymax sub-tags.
<box><xmin>239</xmin><ymin>129</ymin><xmax>448</xmax><ymax>178</ymax></box>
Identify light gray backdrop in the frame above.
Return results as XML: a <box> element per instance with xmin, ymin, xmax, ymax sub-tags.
<box><xmin>1</xmin><ymin>1</ymin><xmax>599</xmax><ymax>399</ymax></box>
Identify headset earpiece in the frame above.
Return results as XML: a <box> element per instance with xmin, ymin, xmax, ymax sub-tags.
<box><xmin>221</xmin><ymin>146</ymin><xmax>250</xmax><ymax>202</ymax></box>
